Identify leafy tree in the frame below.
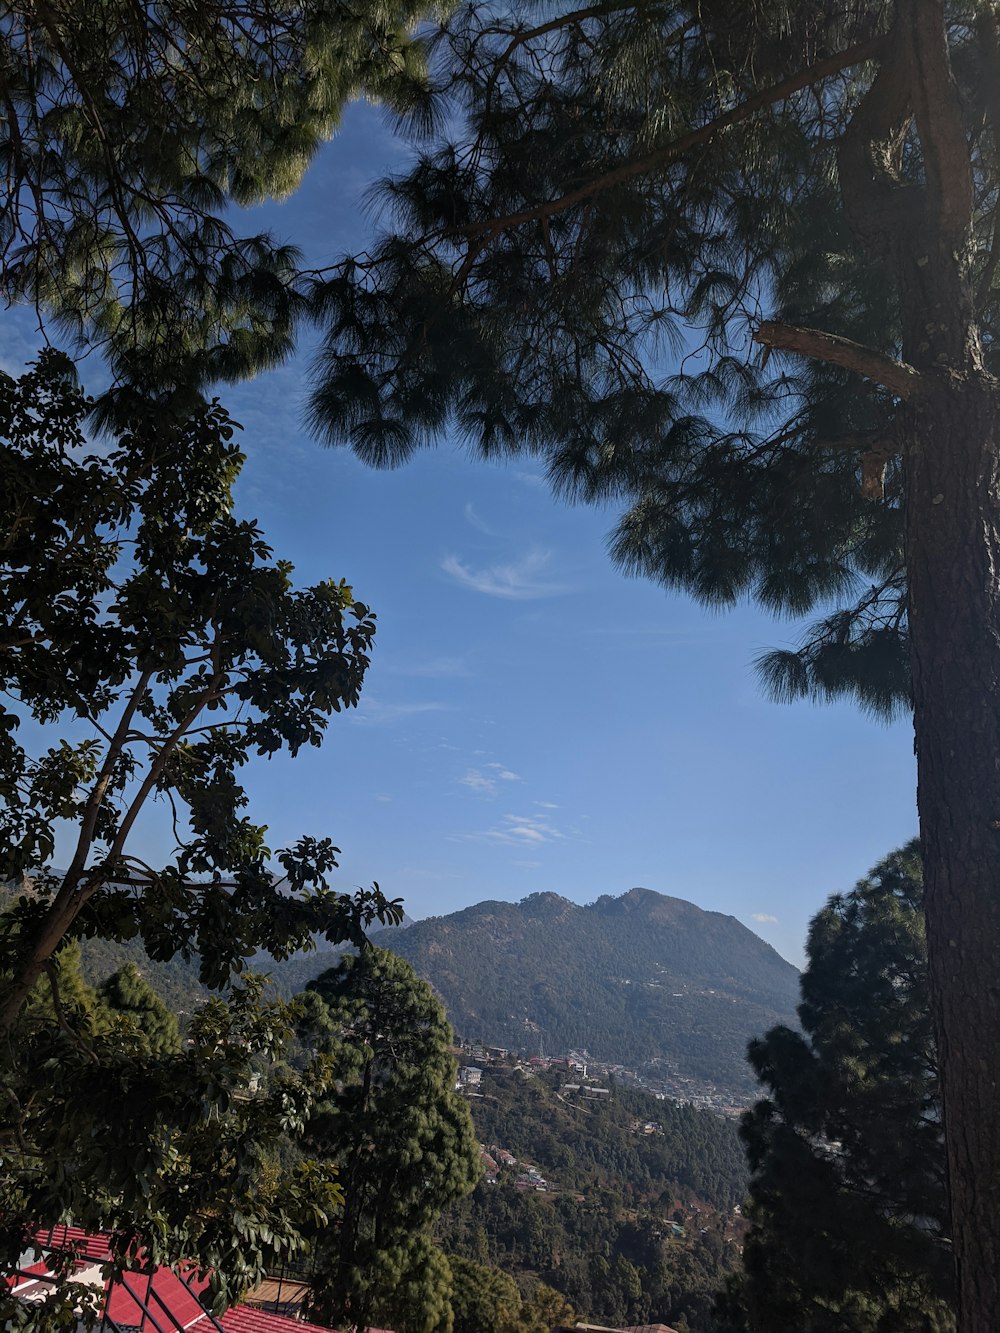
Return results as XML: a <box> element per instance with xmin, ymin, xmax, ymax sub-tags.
<box><xmin>98</xmin><ymin>961</ymin><xmax>182</xmax><ymax>1055</ymax></box>
<box><xmin>300</xmin><ymin>947</ymin><xmax>480</xmax><ymax>1333</ymax></box>
<box><xmin>727</xmin><ymin>842</ymin><xmax>951</xmax><ymax>1331</ymax></box>
<box><xmin>0</xmin><ymin>0</ymin><xmax>439</xmax><ymax>385</ymax></box>
<box><xmin>1</xmin><ymin>965</ymin><xmax>352</xmax><ymax>1326</ymax></box>
<box><xmin>0</xmin><ymin>350</ymin><xmax>398</xmax><ymax>1026</ymax></box>
<box><xmin>305</xmin><ymin>4</ymin><xmax>1000</xmax><ymax>1323</ymax></box>
<box><xmin>0</xmin><ymin>350</ymin><xmax>399</xmax><ymax>1316</ymax></box>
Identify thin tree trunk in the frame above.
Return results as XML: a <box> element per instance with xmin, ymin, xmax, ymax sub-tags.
<box><xmin>905</xmin><ymin>372</ymin><xmax>1000</xmax><ymax>1332</ymax></box>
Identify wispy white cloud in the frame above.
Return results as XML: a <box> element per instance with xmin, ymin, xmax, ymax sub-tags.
<box><xmin>386</xmin><ymin>655</ymin><xmax>468</xmax><ymax>679</ymax></box>
<box><xmin>534</xmin><ymin>800</ymin><xmax>560</xmax><ymax>810</ymax></box>
<box><xmin>349</xmin><ymin>697</ymin><xmax>452</xmax><ymax>726</ymax></box>
<box><xmin>441</xmin><ymin>548</ymin><xmax>568</xmax><ymax>600</ymax></box>
<box><xmin>461</xmin><ymin>813</ymin><xmax>565</xmax><ymax>846</ymax></box>
<box><xmin>464</xmin><ymin>502</ymin><xmax>495</xmax><ymax>535</ymax></box>
<box><xmin>458</xmin><ymin>764</ymin><xmax>522</xmax><ymax>797</ymax></box>
<box><xmin>513</xmin><ymin>859</ymin><xmax>543</xmax><ymax>869</ymax></box>
<box><xmin>752</xmin><ymin>912</ymin><xmax>779</xmax><ymax>925</ymax></box>
<box><xmin>512</xmin><ymin>469</ymin><xmax>546</xmax><ymax>489</ymax></box>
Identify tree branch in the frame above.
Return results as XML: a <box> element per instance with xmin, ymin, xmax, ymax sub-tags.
<box><xmin>455</xmin><ymin>34</ymin><xmax>885</xmax><ymax>238</ymax></box>
<box><xmin>812</xmin><ymin>430</ymin><xmax>890</xmax><ymax>451</ymax></box>
<box><xmin>753</xmin><ymin>321</ymin><xmax>923</xmax><ymax>399</ymax></box>
<box><xmin>0</xmin><ymin>668</ymin><xmax>156</xmax><ymax>1032</ymax></box>
<box><xmin>907</xmin><ymin>0</ymin><xmax>974</xmax><ymax>244</ymax></box>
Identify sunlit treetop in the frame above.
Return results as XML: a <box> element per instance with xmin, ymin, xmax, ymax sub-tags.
<box><xmin>0</xmin><ymin>0</ymin><xmax>446</xmax><ymax>385</ymax></box>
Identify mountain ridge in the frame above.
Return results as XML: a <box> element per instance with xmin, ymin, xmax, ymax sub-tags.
<box><xmin>370</xmin><ymin>885</ymin><xmax>799</xmax><ymax>1095</ymax></box>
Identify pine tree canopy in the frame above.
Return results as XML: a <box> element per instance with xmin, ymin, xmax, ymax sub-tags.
<box><xmin>307</xmin><ymin>0</ymin><xmax>997</xmax><ymax>717</ymax></box>
<box><xmin>98</xmin><ymin>961</ymin><xmax>182</xmax><ymax>1055</ymax></box>
<box><xmin>0</xmin><ymin>0</ymin><xmax>441</xmax><ymax>385</ymax></box>
<box><xmin>734</xmin><ymin>842</ymin><xmax>952</xmax><ymax>1331</ymax></box>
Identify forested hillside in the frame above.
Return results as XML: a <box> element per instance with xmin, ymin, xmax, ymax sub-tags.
<box><xmin>439</xmin><ymin>1067</ymin><xmax>747</xmax><ymax>1332</ymax></box>
<box><xmin>376</xmin><ymin>889</ymin><xmax>799</xmax><ymax>1092</ymax></box>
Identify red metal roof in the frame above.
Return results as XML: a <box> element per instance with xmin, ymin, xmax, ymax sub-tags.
<box><xmin>216</xmin><ymin>1308</ymin><xmax>331</xmax><ymax>1333</ymax></box>
<box><xmin>104</xmin><ymin>1263</ymin><xmax>211</xmax><ymax>1329</ymax></box>
<box><xmin>20</xmin><ymin>1227</ymin><xmax>397</xmax><ymax>1333</ymax></box>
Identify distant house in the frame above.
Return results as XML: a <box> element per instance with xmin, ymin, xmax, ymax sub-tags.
<box><xmin>496</xmin><ymin>1149</ymin><xmax>517</xmax><ymax>1166</ymax></box>
<box><xmin>480</xmin><ymin>1149</ymin><xmax>499</xmax><ymax>1182</ymax></box>
<box><xmin>459</xmin><ymin>1065</ymin><xmax>483</xmax><ymax>1086</ymax></box>
<box><xmin>581</xmin><ymin>1086</ymin><xmax>611</xmax><ymax>1101</ymax></box>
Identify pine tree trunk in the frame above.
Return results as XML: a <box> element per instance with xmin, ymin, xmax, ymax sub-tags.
<box><xmin>904</xmin><ymin>371</ymin><xmax>1000</xmax><ymax>1333</ymax></box>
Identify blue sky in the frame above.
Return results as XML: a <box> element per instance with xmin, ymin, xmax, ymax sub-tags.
<box><xmin>7</xmin><ymin>102</ymin><xmax>919</xmax><ymax>967</ymax></box>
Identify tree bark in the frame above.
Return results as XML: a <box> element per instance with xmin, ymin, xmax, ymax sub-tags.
<box><xmin>830</xmin><ymin>3</ymin><xmax>1000</xmax><ymax>1322</ymax></box>
<box><xmin>905</xmin><ymin>369</ymin><xmax>1000</xmax><ymax>1333</ymax></box>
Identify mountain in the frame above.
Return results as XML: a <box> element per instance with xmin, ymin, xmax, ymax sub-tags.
<box><xmin>372</xmin><ymin>888</ymin><xmax>800</xmax><ymax>1094</ymax></box>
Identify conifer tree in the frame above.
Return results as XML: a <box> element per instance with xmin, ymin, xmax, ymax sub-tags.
<box><xmin>0</xmin><ymin>0</ymin><xmax>439</xmax><ymax>384</ymax></box>
<box><xmin>727</xmin><ymin>842</ymin><xmax>951</xmax><ymax>1331</ymax></box>
<box><xmin>22</xmin><ymin>938</ymin><xmax>102</xmax><ymax>1030</ymax></box>
<box><xmin>98</xmin><ymin>962</ymin><xmax>182</xmax><ymax>1056</ymax></box>
<box><xmin>305</xmin><ymin>5</ymin><xmax>1000</xmax><ymax>1325</ymax></box>
<box><xmin>300</xmin><ymin>948</ymin><xmax>480</xmax><ymax>1333</ymax></box>
<box><xmin>449</xmin><ymin>1256</ymin><xmax>525</xmax><ymax>1333</ymax></box>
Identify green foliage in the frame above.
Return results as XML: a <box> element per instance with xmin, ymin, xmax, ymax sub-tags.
<box><xmin>439</xmin><ymin>1067</ymin><xmax>746</xmax><ymax>1332</ymax></box>
<box><xmin>376</xmin><ymin>888</ymin><xmax>799</xmax><ymax>1093</ymax></box>
<box><xmin>299</xmin><ymin>948</ymin><xmax>480</xmax><ymax>1333</ymax></box>
<box><xmin>0</xmin><ymin>0</ymin><xmax>443</xmax><ymax>385</ymax></box>
<box><xmin>0</xmin><ymin>351</ymin><xmax>400</xmax><ymax>1020</ymax></box>
<box><xmin>303</xmin><ymin>0</ymin><xmax>938</xmax><ymax>716</ymax></box>
<box><xmin>98</xmin><ymin>962</ymin><xmax>182</xmax><ymax>1055</ymax></box>
<box><xmin>729</xmin><ymin>842</ymin><xmax>952</xmax><ymax>1331</ymax></box>
<box><xmin>0</xmin><ymin>973</ymin><xmax>348</xmax><ymax>1323</ymax></box>
<box><xmin>0</xmin><ymin>350</ymin><xmax>401</xmax><ymax>1321</ymax></box>
<box><xmin>449</xmin><ymin>1257</ymin><xmax>525</xmax><ymax>1333</ymax></box>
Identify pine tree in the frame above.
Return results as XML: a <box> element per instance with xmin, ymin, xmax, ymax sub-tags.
<box><xmin>305</xmin><ymin>6</ymin><xmax>1000</xmax><ymax>1324</ymax></box>
<box><xmin>730</xmin><ymin>842</ymin><xmax>952</xmax><ymax>1331</ymax></box>
<box><xmin>300</xmin><ymin>948</ymin><xmax>480</xmax><ymax>1333</ymax></box>
<box><xmin>98</xmin><ymin>962</ymin><xmax>182</xmax><ymax>1055</ymax></box>
<box><xmin>22</xmin><ymin>938</ymin><xmax>102</xmax><ymax>1031</ymax></box>
<box><xmin>449</xmin><ymin>1256</ymin><xmax>525</xmax><ymax>1333</ymax></box>
<box><xmin>0</xmin><ymin>0</ymin><xmax>437</xmax><ymax>385</ymax></box>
